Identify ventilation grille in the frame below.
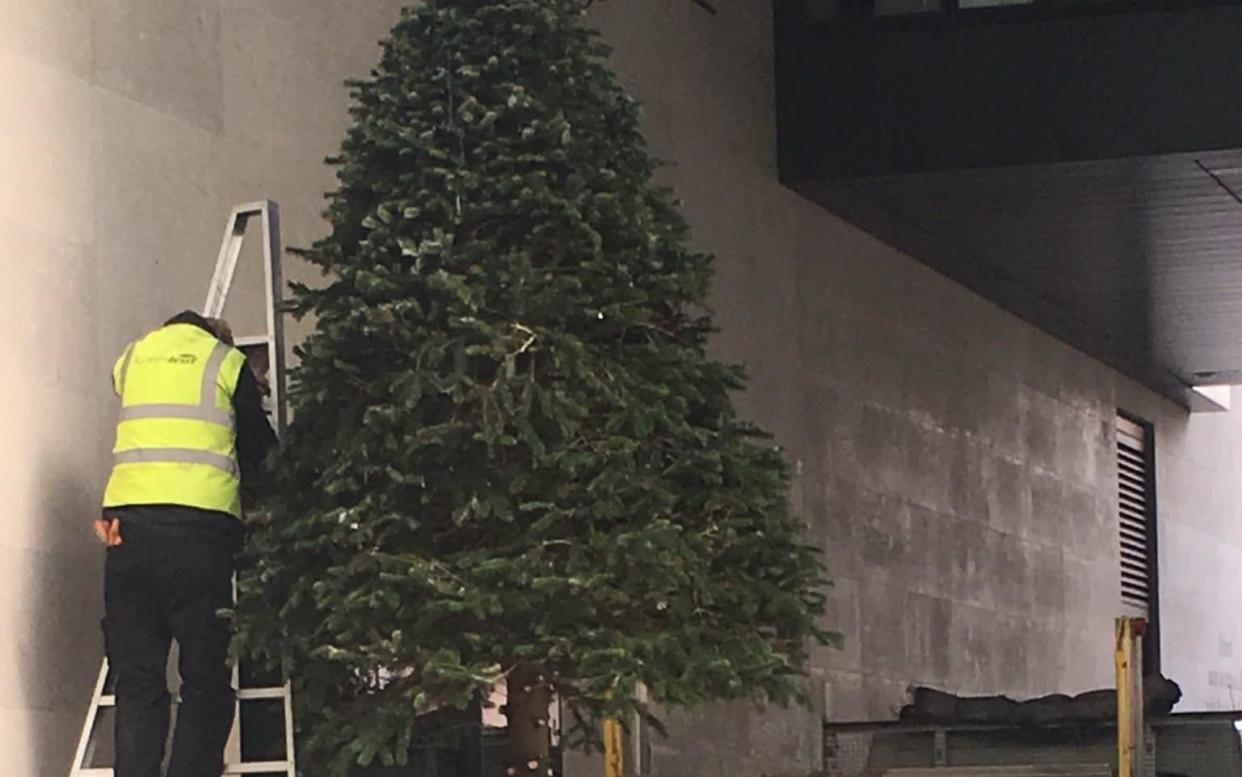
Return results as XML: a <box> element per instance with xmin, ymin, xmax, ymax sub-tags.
<box><xmin>1117</xmin><ymin>416</ymin><xmax>1152</xmax><ymax>615</ymax></box>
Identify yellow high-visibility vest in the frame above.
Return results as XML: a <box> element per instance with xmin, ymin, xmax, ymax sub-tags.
<box><xmin>102</xmin><ymin>323</ymin><xmax>247</xmax><ymax>517</ymax></box>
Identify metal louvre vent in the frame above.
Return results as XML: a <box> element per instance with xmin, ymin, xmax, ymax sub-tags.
<box><xmin>1117</xmin><ymin>416</ymin><xmax>1152</xmax><ymax>616</ymax></box>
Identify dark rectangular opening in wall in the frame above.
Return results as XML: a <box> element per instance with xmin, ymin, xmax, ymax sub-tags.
<box><xmin>1117</xmin><ymin>413</ymin><xmax>1161</xmax><ymax>675</ymax></box>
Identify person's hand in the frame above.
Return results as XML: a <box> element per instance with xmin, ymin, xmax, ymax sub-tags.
<box><xmin>94</xmin><ymin>517</ymin><xmax>123</xmax><ymax>547</ymax></box>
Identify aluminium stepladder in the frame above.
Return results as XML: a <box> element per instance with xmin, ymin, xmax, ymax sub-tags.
<box><xmin>69</xmin><ymin>201</ymin><xmax>296</xmax><ymax>777</ymax></box>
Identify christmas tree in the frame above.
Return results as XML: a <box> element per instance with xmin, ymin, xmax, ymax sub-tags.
<box><xmin>231</xmin><ymin>1</ymin><xmax>831</xmax><ymax>774</ymax></box>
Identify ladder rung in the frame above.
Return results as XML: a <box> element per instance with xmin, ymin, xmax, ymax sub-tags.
<box><xmin>98</xmin><ymin>686</ymin><xmax>287</xmax><ymax>707</ymax></box>
<box><xmin>237</xmin><ymin>686</ymin><xmax>289</xmax><ymax>700</ymax></box>
<box><xmin>73</xmin><ymin>761</ymin><xmax>295</xmax><ymax>777</ymax></box>
<box><xmin>233</xmin><ymin>335</ymin><xmax>273</xmax><ymax>348</ymax></box>
<box><xmin>225</xmin><ymin>761</ymin><xmax>295</xmax><ymax>774</ymax></box>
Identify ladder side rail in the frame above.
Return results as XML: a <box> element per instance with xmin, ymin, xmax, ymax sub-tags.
<box><xmin>69</xmin><ymin>661</ymin><xmax>111</xmax><ymax>777</ymax></box>
<box><xmin>204</xmin><ymin>208</ymin><xmax>250</xmax><ymax>319</ymax></box>
<box><xmin>259</xmin><ymin>200</ymin><xmax>288</xmax><ymax>434</ymax></box>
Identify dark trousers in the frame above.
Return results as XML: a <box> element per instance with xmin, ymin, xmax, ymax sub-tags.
<box><xmin>103</xmin><ymin>505</ymin><xmax>242</xmax><ymax>777</ymax></box>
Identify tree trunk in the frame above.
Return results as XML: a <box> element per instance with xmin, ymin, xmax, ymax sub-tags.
<box><xmin>505</xmin><ymin>662</ymin><xmax>552</xmax><ymax>777</ymax></box>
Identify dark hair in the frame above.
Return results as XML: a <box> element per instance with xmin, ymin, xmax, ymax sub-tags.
<box><xmin>165</xmin><ymin>310</ymin><xmax>210</xmax><ymax>328</ymax></box>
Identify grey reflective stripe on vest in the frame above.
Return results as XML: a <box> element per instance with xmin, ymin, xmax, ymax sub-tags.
<box><xmin>200</xmin><ymin>342</ymin><xmax>231</xmax><ymax>407</ymax></box>
<box><xmin>117</xmin><ymin>403</ymin><xmax>233</xmax><ymax>425</ymax></box>
<box><xmin>119</xmin><ymin>341</ymin><xmax>235</xmax><ymax>426</ymax></box>
<box><xmin>116</xmin><ymin>343</ymin><xmax>136</xmax><ymax>397</ymax></box>
<box><xmin>114</xmin><ymin>448</ymin><xmax>240</xmax><ymax>478</ymax></box>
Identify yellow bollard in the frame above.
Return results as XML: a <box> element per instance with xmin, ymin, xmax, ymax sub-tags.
<box><xmin>1115</xmin><ymin>617</ymin><xmax>1146</xmax><ymax>777</ymax></box>
<box><xmin>603</xmin><ymin>717</ymin><xmax>623</xmax><ymax>777</ymax></box>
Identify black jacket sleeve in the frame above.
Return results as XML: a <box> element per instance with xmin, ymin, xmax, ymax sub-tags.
<box><xmin>233</xmin><ymin>366</ymin><xmax>278</xmax><ymax>489</ymax></box>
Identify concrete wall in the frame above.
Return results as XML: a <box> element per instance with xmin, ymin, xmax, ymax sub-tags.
<box><xmin>5</xmin><ymin>1</ymin><xmax>1242</xmax><ymax>777</ymax></box>
<box><xmin>583</xmin><ymin>1</ymin><xmax>1242</xmax><ymax>775</ymax></box>
<box><xmin>1130</xmin><ymin>385</ymin><xmax>1242</xmax><ymax>713</ymax></box>
<box><xmin>0</xmin><ymin>3</ymin><xmax>404</xmax><ymax>774</ymax></box>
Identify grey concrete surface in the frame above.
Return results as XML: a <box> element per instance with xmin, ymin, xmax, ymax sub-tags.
<box><xmin>0</xmin><ymin>3</ymin><xmax>405</xmax><ymax>773</ymax></box>
<box><xmin>584</xmin><ymin>0</ymin><xmax>1242</xmax><ymax>774</ymax></box>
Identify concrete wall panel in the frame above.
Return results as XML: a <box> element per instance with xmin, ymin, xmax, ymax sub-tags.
<box><xmin>588</xmin><ymin>0</ymin><xmax>1242</xmax><ymax>773</ymax></box>
<box><xmin>0</xmin><ymin>2</ymin><xmax>407</xmax><ymax>773</ymax></box>
<box><xmin>92</xmin><ymin>0</ymin><xmax>225</xmax><ymax>130</ymax></box>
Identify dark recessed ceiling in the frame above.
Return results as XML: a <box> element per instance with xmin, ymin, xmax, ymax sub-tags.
<box><xmin>776</xmin><ymin>2</ymin><xmax>1242</xmax><ymax>407</ymax></box>
<box><xmin>796</xmin><ymin>150</ymin><xmax>1242</xmax><ymax>407</ymax></box>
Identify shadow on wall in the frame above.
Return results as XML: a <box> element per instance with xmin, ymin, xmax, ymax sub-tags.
<box><xmin>25</xmin><ymin>450</ymin><xmax>105</xmax><ymax>776</ymax></box>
